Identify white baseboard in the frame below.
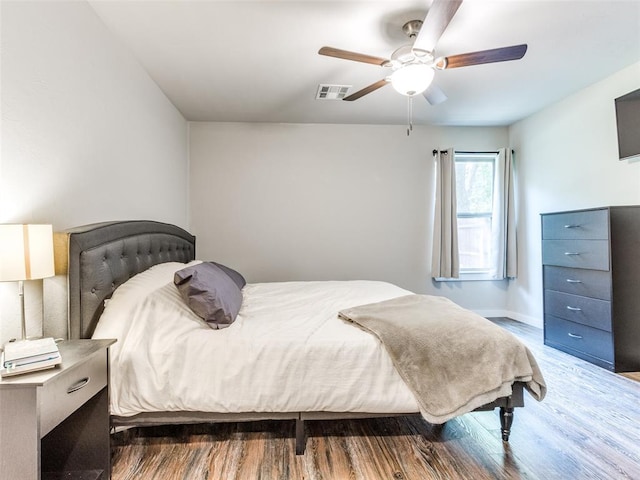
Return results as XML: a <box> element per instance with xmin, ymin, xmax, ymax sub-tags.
<box><xmin>473</xmin><ymin>309</ymin><xmax>508</xmax><ymax>318</ymax></box>
<box><xmin>505</xmin><ymin>311</ymin><xmax>543</xmax><ymax>329</ymax></box>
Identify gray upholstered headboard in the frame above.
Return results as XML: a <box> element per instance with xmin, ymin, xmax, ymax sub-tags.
<box><xmin>63</xmin><ymin>221</ymin><xmax>195</xmax><ymax>339</ymax></box>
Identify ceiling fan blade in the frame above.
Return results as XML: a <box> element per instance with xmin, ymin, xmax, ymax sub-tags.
<box><xmin>413</xmin><ymin>0</ymin><xmax>463</xmax><ymax>55</ymax></box>
<box><xmin>318</xmin><ymin>46</ymin><xmax>390</xmax><ymax>66</ymax></box>
<box><xmin>423</xmin><ymin>82</ymin><xmax>448</xmax><ymax>105</ymax></box>
<box><xmin>343</xmin><ymin>79</ymin><xmax>389</xmax><ymax>101</ymax></box>
<box><xmin>439</xmin><ymin>44</ymin><xmax>528</xmax><ymax>69</ymax></box>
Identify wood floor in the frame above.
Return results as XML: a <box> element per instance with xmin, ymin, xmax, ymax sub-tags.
<box><xmin>110</xmin><ymin>318</ymin><xmax>640</xmax><ymax>479</ymax></box>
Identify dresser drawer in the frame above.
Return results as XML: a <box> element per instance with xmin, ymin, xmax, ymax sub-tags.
<box><xmin>543</xmin><ymin>266</ymin><xmax>611</xmax><ymax>301</ymax></box>
<box><xmin>542</xmin><ymin>209</ymin><xmax>609</xmax><ymax>240</ymax></box>
<box><xmin>542</xmin><ymin>239</ymin><xmax>609</xmax><ymax>270</ymax></box>
<box><xmin>545</xmin><ymin>315</ymin><xmax>614</xmax><ymax>363</ymax></box>
<box><xmin>40</xmin><ymin>349</ymin><xmax>107</xmax><ymax>437</ymax></box>
<box><xmin>544</xmin><ymin>290</ymin><xmax>611</xmax><ymax>331</ymax></box>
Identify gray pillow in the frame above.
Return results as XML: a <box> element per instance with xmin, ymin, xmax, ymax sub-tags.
<box><xmin>212</xmin><ymin>262</ymin><xmax>246</xmax><ymax>289</ymax></box>
<box><xmin>174</xmin><ymin>262</ymin><xmax>243</xmax><ymax>329</ymax></box>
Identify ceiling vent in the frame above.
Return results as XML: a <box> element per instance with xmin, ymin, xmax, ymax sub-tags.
<box><xmin>316</xmin><ymin>84</ymin><xmax>351</xmax><ymax>100</ymax></box>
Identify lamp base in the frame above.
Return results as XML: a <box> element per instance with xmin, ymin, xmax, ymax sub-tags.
<box><xmin>18</xmin><ymin>280</ymin><xmax>27</xmax><ymax>340</ymax></box>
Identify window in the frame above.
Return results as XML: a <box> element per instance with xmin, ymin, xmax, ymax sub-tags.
<box><xmin>454</xmin><ymin>152</ymin><xmax>498</xmax><ymax>275</ymax></box>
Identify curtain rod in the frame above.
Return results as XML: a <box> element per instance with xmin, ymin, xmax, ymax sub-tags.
<box><xmin>431</xmin><ymin>150</ymin><xmax>513</xmax><ymax>155</ymax></box>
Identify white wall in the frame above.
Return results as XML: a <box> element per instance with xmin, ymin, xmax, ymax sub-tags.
<box><xmin>190</xmin><ymin>122</ymin><xmax>510</xmax><ymax>312</ymax></box>
<box><xmin>0</xmin><ymin>1</ymin><xmax>189</xmax><ymax>343</ymax></box>
<box><xmin>4</xmin><ymin>2</ymin><xmax>634</xmax><ymax>345</ymax></box>
<box><xmin>507</xmin><ymin>61</ymin><xmax>640</xmax><ymax>327</ymax></box>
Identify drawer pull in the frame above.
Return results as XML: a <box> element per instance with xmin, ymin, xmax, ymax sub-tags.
<box><xmin>566</xmin><ymin>306</ymin><xmax>582</xmax><ymax>312</ymax></box>
<box><xmin>564</xmin><ymin>224</ymin><xmax>581</xmax><ymax>229</ymax></box>
<box><xmin>67</xmin><ymin>377</ymin><xmax>90</xmax><ymax>394</ymax></box>
<box><xmin>564</xmin><ymin>252</ymin><xmax>581</xmax><ymax>256</ymax></box>
<box><xmin>565</xmin><ymin>279</ymin><xmax>582</xmax><ymax>284</ymax></box>
<box><xmin>567</xmin><ymin>333</ymin><xmax>583</xmax><ymax>339</ymax></box>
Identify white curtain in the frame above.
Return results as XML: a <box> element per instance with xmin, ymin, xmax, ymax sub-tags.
<box><xmin>490</xmin><ymin>148</ymin><xmax>517</xmax><ymax>279</ymax></box>
<box><xmin>431</xmin><ymin>148</ymin><xmax>459</xmax><ymax>279</ymax></box>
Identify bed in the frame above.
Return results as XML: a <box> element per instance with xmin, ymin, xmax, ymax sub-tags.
<box><xmin>61</xmin><ymin>220</ymin><xmax>545</xmax><ymax>454</ymax></box>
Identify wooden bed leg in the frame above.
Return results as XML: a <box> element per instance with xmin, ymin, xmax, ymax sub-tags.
<box><xmin>500</xmin><ymin>406</ymin><xmax>514</xmax><ymax>442</ymax></box>
<box><xmin>295</xmin><ymin>418</ymin><xmax>305</xmax><ymax>455</ymax></box>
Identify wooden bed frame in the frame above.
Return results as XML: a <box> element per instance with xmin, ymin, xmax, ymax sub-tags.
<box><xmin>61</xmin><ymin>220</ymin><xmax>525</xmax><ymax>454</ymax></box>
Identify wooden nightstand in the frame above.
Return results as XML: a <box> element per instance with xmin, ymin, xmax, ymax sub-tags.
<box><xmin>0</xmin><ymin>339</ymin><xmax>116</xmax><ymax>480</ymax></box>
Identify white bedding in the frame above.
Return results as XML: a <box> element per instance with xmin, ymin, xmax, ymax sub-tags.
<box><xmin>92</xmin><ymin>261</ymin><xmax>420</xmax><ymax>417</ymax></box>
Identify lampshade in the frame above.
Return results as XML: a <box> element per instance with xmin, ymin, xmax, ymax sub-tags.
<box><xmin>390</xmin><ymin>64</ymin><xmax>435</xmax><ymax>96</ymax></box>
<box><xmin>0</xmin><ymin>224</ymin><xmax>55</xmax><ymax>281</ymax></box>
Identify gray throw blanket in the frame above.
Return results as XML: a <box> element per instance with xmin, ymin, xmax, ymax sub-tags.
<box><xmin>338</xmin><ymin>294</ymin><xmax>546</xmax><ymax>424</ymax></box>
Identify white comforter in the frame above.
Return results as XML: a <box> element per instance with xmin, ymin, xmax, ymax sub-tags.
<box><xmin>92</xmin><ymin>261</ymin><xmax>420</xmax><ymax>417</ymax></box>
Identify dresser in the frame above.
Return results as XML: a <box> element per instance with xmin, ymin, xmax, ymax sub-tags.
<box><xmin>541</xmin><ymin>206</ymin><xmax>640</xmax><ymax>372</ymax></box>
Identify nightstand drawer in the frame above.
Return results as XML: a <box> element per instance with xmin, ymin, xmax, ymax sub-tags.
<box><xmin>544</xmin><ymin>290</ymin><xmax>611</xmax><ymax>331</ymax></box>
<box><xmin>40</xmin><ymin>349</ymin><xmax>107</xmax><ymax>437</ymax></box>
<box><xmin>545</xmin><ymin>315</ymin><xmax>613</xmax><ymax>363</ymax></box>
<box><xmin>542</xmin><ymin>209</ymin><xmax>609</xmax><ymax>240</ymax></box>
<box><xmin>543</xmin><ymin>266</ymin><xmax>611</xmax><ymax>300</ymax></box>
<box><xmin>542</xmin><ymin>239</ymin><xmax>609</xmax><ymax>270</ymax></box>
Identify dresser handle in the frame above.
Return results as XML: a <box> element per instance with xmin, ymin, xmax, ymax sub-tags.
<box><xmin>565</xmin><ymin>279</ymin><xmax>582</xmax><ymax>283</ymax></box>
<box><xmin>567</xmin><ymin>333</ymin><xmax>583</xmax><ymax>339</ymax></box>
<box><xmin>564</xmin><ymin>224</ymin><xmax>581</xmax><ymax>228</ymax></box>
<box><xmin>67</xmin><ymin>377</ymin><xmax>90</xmax><ymax>394</ymax></box>
<box><xmin>566</xmin><ymin>306</ymin><xmax>582</xmax><ymax>311</ymax></box>
<box><xmin>564</xmin><ymin>252</ymin><xmax>581</xmax><ymax>256</ymax></box>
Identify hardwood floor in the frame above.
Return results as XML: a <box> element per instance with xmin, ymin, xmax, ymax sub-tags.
<box><xmin>110</xmin><ymin>318</ymin><xmax>640</xmax><ymax>479</ymax></box>
<box><xmin>621</xmin><ymin>371</ymin><xmax>640</xmax><ymax>382</ymax></box>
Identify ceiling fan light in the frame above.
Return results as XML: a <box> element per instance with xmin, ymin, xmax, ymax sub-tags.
<box><xmin>390</xmin><ymin>64</ymin><xmax>435</xmax><ymax>96</ymax></box>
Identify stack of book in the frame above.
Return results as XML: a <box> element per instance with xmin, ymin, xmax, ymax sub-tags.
<box><xmin>1</xmin><ymin>337</ymin><xmax>62</xmax><ymax>377</ymax></box>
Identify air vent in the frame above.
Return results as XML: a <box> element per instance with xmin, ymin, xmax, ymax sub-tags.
<box><xmin>316</xmin><ymin>84</ymin><xmax>351</xmax><ymax>100</ymax></box>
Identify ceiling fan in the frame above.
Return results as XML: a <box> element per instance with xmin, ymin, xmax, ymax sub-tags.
<box><xmin>318</xmin><ymin>0</ymin><xmax>527</xmax><ymax>105</ymax></box>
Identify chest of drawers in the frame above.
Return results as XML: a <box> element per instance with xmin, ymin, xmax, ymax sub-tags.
<box><xmin>541</xmin><ymin>206</ymin><xmax>640</xmax><ymax>372</ymax></box>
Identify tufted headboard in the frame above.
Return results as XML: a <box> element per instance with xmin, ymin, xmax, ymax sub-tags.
<box><xmin>62</xmin><ymin>221</ymin><xmax>195</xmax><ymax>339</ymax></box>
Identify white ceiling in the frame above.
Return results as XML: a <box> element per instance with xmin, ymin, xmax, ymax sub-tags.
<box><xmin>88</xmin><ymin>0</ymin><xmax>640</xmax><ymax>126</ymax></box>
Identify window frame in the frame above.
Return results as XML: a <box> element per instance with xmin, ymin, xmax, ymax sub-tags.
<box><xmin>454</xmin><ymin>151</ymin><xmax>499</xmax><ymax>280</ymax></box>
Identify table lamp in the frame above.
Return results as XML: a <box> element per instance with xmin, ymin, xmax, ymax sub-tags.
<box><xmin>0</xmin><ymin>224</ymin><xmax>55</xmax><ymax>341</ymax></box>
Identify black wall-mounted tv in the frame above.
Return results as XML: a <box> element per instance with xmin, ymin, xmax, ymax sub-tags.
<box><xmin>615</xmin><ymin>88</ymin><xmax>640</xmax><ymax>161</ymax></box>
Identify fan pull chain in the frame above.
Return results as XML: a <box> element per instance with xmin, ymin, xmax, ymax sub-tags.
<box><xmin>407</xmin><ymin>96</ymin><xmax>414</xmax><ymax>136</ymax></box>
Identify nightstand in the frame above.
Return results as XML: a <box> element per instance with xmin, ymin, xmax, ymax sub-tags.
<box><xmin>0</xmin><ymin>339</ymin><xmax>116</xmax><ymax>480</ymax></box>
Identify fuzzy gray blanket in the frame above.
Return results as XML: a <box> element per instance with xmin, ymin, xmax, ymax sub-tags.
<box><xmin>338</xmin><ymin>294</ymin><xmax>546</xmax><ymax>424</ymax></box>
